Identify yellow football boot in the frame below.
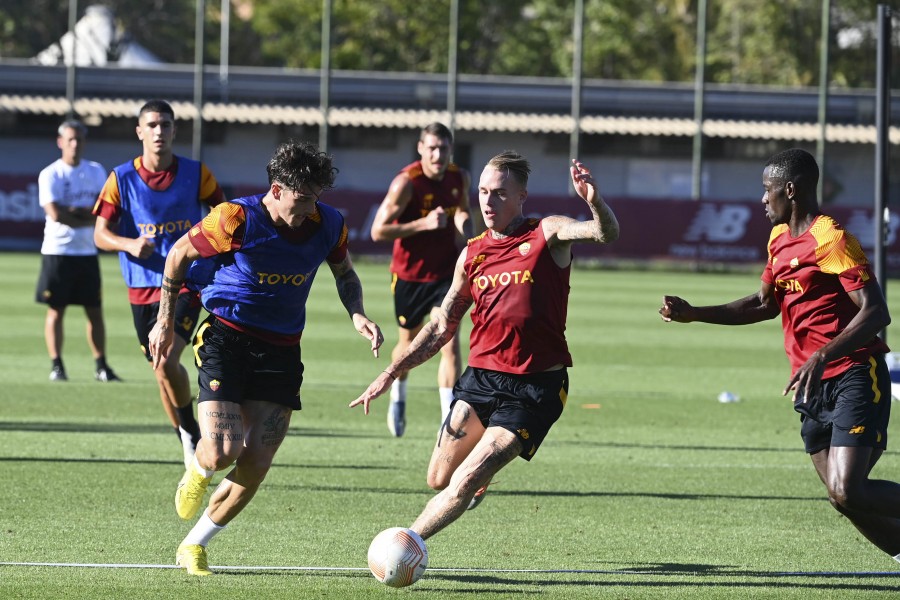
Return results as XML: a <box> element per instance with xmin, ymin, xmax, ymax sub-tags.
<box><xmin>176</xmin><ymin>543</ymin><xmax>213</xmax><ymax>576</ymax></box>
<box><xmin>175</xmin><ymin>467</ymin><xmax>212</xmax><ymax>520</ymax></box>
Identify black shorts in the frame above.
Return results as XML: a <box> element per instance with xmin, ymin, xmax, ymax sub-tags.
<box><xmin>452</xmin><ymin>366</ymin><xmax>569</xmax><ymax>461</ymax></box>
<box><xmin>131</xmin><ymin>292</ymin><xmax>202</xmax><ymax>361</ymax></box>
<box><xmin>35</xmin><ymin>255</ymin><xmax>101</xmax><ymax>308</ymax></box>
<box><xmin>796</xmin><ymin>355</ymin><xmax>891</xmax><ymax>454</ymax></box>
<box><xmin>392</xmin><ymin>275</ymin><xmax>451</xmax><ymax>329</ymax></box>
<box><xmin>193</xmin><ymin>316</ymin><xmax>303</xmax><ymax>410</ymax></box>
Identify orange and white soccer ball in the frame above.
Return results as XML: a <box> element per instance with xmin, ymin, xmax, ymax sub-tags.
<box><xmin>367</xmin><ymin>527</ymin><xmax>428</xmax><ymax>587</ymax></box>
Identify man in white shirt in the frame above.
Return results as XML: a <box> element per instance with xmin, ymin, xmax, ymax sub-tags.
<box><xmin>36</xmin><ymin>119</ymin><xmax>119</xmax><ymax>382</ymax></box>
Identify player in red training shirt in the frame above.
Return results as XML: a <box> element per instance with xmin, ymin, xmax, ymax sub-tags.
<box><xmin>661</xmin><ymin>148</ymin><xmax>900</xmax><ymax>563</ymax></box>
<box><xmin>370</xmin><ymin>122</ymin><xmax>472</xmax><ymax>437</ymax></box>
<box><xmin>352</xmin><ymin>150</ymin><xmax>619</xmax><ymax>539</ymax></box>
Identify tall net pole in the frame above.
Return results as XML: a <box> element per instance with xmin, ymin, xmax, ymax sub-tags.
<box><xmin>319</xmin><ymin>0</ymin><xmax>333</xmax><ymax>153</ymax></box>
<box><xmin>874</xmin><ymin>4</ymin><xmax>891</xmax><ymax>341</ymax></box>
<box><xmin>568</xmin><ymin>0</ymin><xmax>584</xmax><ymax>195</ymax></box>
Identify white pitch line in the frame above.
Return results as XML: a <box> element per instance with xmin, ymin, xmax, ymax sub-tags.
<box><xmin>773</xmin><ymin>571</ymin><xmax>900</xmax><ymax>577</ymax></box>
<box><xmin>1</xmin><ymin>562</ymin><xmax>899</xmax><ymax>577</ymax></box>
<box><xmin>0</xmin><ymin>562</ymin><xmax>363</xmax><ymax>571</ymax></box>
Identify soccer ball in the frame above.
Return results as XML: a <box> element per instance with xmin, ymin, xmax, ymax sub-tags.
<box><xmin>367</xmin><ymin>527</ymin><xmax>428</xmax><ymax>587</ymax></box>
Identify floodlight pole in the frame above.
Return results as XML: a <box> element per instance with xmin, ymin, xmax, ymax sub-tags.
<box><xmin>319</xmin><ymin>0</ymin><xmax>333</xmax><ymax>153</ymax></box>
<box><xmin>447</xmin><ymin>0</ymin><xmax>459</xmax><ymax>135</ymax></box>
<box><xmin>875</xmin><ymin>4</ymin><xmax>891</xmax><ymax>341</ymax></box>
<box><xmin>66</xmin><ymin>0</ymin><xmax>78</xmax><ymax>119</ymax></box>
<box><xmin>192</xmin><ymin>0</ymin><xmax>205</xmax><ymax>161</ymax></box>
<box><xmin>568</xmin><ymin>0</ymin><xmax>584</xmax><ymax>196</ymax></box>
<box><xmin>816</xmin><ymin>0</ymin><xmax>831</xmax><ymax>203</ymax></box>
<box><xmin>690</xmin><ymin>0</ymin><xmax>708</xmax><ymax>200</ymax></box>
<box><xmin>219</xmin><ymin>0</ymin><xmax>230</xmax><ymax>102</ymax></box>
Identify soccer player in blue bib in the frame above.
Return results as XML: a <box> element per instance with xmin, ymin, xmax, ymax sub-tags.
<box><xmin>149</xmin><ymin>140</ymin><xmax>384</xmax><ymax>576</ymax></box>
<box><xmin>94</xmin><ymin>100</ymin><xmax>226</xmax><ymax>468</ymax></box>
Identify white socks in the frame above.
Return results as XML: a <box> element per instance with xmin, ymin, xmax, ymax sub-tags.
<box><xmin>191</xmin><ymin>456</ymin><xmax>215</xmax><ymax>479</ymax></box>
<box><xmin>390</xmin><ymin>378</ymin><xmax>407</xmax><ymax>404</ymax></box>
<box><xmin>182</xmin><ymin>510</ymin><xmax>226</xmax><ymax>547</ymax></box>
<box><xmin>389</xmin><ymin>381</ymin><xmax>453</xmax><ymax>422</ymax></box>
<box><xmin>439</xmin><ymin>387</ymin><xmax>454</xmax><ymax>422</ymax></box>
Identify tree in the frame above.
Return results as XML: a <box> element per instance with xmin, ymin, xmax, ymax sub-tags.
<box><xmin>1</xmin><ymin>0</ymin><xmax>898</xmax><ymax>89</ymax></box>
<box><xmin>0</xmin><ymin>1</ymin><xmax>73</xmax><ymax>60</ymax></box>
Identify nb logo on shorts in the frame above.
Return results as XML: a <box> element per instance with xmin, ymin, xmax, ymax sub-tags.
<box><xmin>849</xmin><ymin>425</ymin><xmax>865</xmax><ymax>434</ymax></box>
<box><xmin>517</xmin><ymin>428</ymin><xmax>530</xmax><ymax>440</ymax></box>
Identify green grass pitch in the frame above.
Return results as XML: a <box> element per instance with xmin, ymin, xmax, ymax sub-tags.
<box><xmin>1</xmin><ymin>251</ymin><xmax>899</xmax><ymax>598</ymax></box>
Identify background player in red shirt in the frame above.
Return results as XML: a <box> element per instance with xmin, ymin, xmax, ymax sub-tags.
<box><xmin>370</xmin><ymin>122</ymin><xmax>473</xmax><ymax>437</ymax></box>
<box><xmin>352</xmin><ymin>151</ymin><xmax>619</xmax><ymax>540</ymax></box>
<box><xmin>660</xmin><ymin>148</ymin><xmax>900</xmax><ymax>562</ymax></box>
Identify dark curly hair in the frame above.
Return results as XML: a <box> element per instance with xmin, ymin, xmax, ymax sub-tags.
<box><xmin>266</xmin><ymin>140</ymin><xmax>338</xmax><ymax>192</ymax></box>
<box><xmin>764</xmin><ymin>148</ymin><xmax>819</xmax><ymax>191</ymax></box>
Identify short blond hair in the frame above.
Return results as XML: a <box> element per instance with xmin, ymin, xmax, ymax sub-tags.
<box><xmin>486</xmin><ymin>150</ymin><xmax>530</xmax><ymax>187</ymax></box>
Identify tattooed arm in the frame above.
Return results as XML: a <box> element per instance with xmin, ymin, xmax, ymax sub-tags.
<box><xmin>350</xmin><ymin>249</ymin><xmax>473</xmax><ymax>413</ymax></box>
<box><xmin>148</xmin><ymin>233</ymin><xmax>201</xmax><ymax>369</ymax></box>
<box><xmin>328</xmin><ymin>253</ymin><xmax>384</xmax><ymax>357</ymax></box>
<box><xmin>542</xmin><ymin>159</ymin><xmax>619</xmax><ymax>266</ymax></box>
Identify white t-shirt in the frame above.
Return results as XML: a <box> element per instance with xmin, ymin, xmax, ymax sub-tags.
<box><xmin>38</xmin><ymin>158</ymin><xmax>107</xmax><ymax>256</ymax></box>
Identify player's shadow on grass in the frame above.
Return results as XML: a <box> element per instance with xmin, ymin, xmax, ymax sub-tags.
<box><xmin>0</xmin><ymin>420</ymin><xmax>382</xmax><ymax>439</ymax></box>
<box><xmin>423</xmin><ymin>568</ymin><xmax>900</xmax><ymax>593</ymax></box>
<box><xmin>557</xmin><ymin>439</ymin><xmax>801</xmax><ymax>453</ymax></box>
<box><xmin>202</xmin><ymin>565</ymin><xmax>900</xmax><ymax>593</ymax></box>
<box><xmin>268</xmin><ymin>482</ymin><xmax>824</xmax><ymax>503</ymax></box>
<box><xmin>0</xmin><ymin>455</ymin><xmax>392</xmax><ymax>471</ymax></box>
<box><xmin>494</xmin><ymin>489</ymin><xmax>825</xmax><ymax>502</ymax></box>
<box><xmin>591</xmin><ymin>560</ymin><xmax>900</xmax><ymax>578</ymax></box>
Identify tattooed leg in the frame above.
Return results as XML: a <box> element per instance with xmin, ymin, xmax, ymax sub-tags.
<box><xmin>205</xmin><ymin>402</ymin><xmax>292</xmax><ymax>526</ymax></box>
<box><xmin>426</xmin><ymin>401</ymin><xmax>485</xmax><ymax>490</ymax></box>
<box><xmin>412</xmin><ymin>426</ymin><xmax>522</xmax><ymax>540</ymax></box>
<box><xmin>196</xmin><ymin>401</ymin><xmax>245</xmax><ymax>471</ymax></box>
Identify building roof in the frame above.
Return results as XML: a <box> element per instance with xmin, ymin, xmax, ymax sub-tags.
<box><xmin>2</xmin><ymin>92</ymin><xmax>898</xmax><ymax>144</ymax></box>
<box><xmin>1</xmin><ymin>61</ymin><xmax>898</xmax><ymax>144</ymax></box>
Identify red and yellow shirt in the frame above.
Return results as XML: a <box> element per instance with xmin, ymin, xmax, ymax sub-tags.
<box><xmin>464</xmin><ymin>219</ymin><xmax>572</xmax><ymax>374</ymax></box>
<box><xmin>762</xmin><ymin>215</ymin><xmax>889</xmax><ymax>379</ymax></box>
<box><xmin>390</xmin><ymin>161</ymin><xmax>467</xmax><ymax>282</ymax></box>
